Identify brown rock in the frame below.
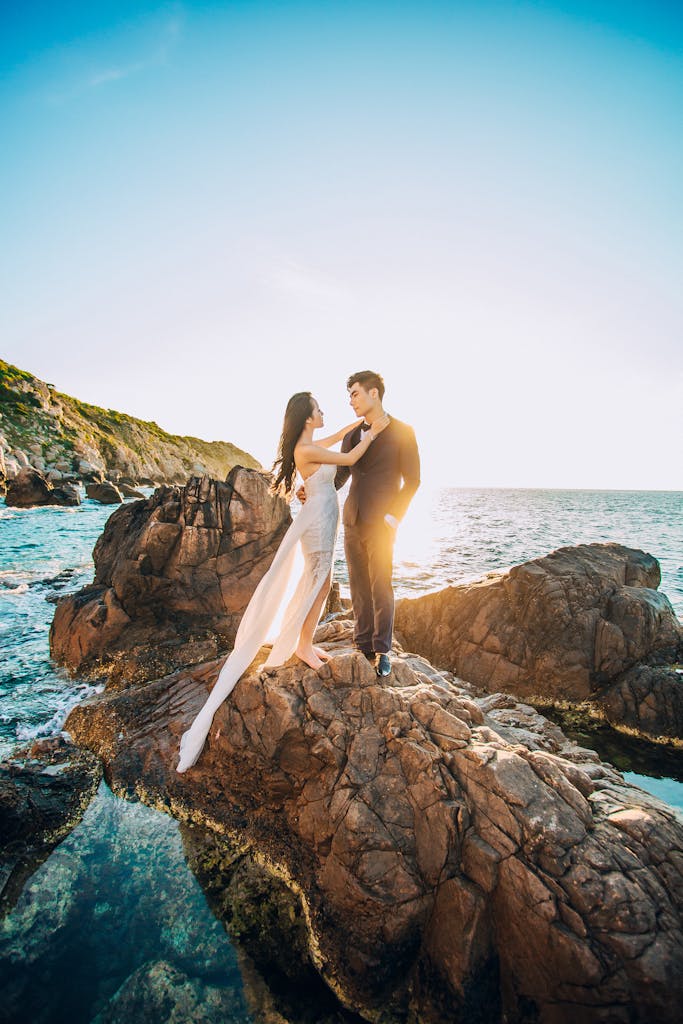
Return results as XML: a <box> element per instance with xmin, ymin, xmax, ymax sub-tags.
<box><xmin>5</xmin><ymin>466</ymin><xmax>81</xmax><ymax>507</ymax></box>
<box><xmin>86</xmin><ymin>481</ymin><xmax>124</xmax><ymax>504</ymax></box>
<box><xmin>50</xmin><ymin>469</ymin><xmax>291</xmax><ymax>685</ymax></box>
<box><xmin>64</xmin><ymin>623</ymin><xmax>683</xmax><ymax>1023</ymax></box>
<box><xmin>395</xmin><ymin>543</ymin><xmax>682</xmax><ymax>740</ymax></box>
<box><xmin>119</xmin><ymin>483</ymin><xmax>146</xmax><ymax>499</ymax></box>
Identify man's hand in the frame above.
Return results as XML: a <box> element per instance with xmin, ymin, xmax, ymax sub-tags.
<box><xmin>296</xmin><ymin>484</ymin><xmax>306</xmax><ymax>503</ymax></box>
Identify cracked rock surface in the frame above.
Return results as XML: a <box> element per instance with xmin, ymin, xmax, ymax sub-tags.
<box><xmin>395</xmin><ymin>543</ymin><xmax>682</xmax><ymax>740</ymax></box>
<box><xmin>65</xmin><ymin>620</ymin><xmax>683</xmax><ymax>1024</ymax></box>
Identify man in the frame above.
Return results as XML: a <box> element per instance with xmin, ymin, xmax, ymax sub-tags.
<box><xmin>335</xmin><ymin>370</ymin><xmax>420</xmax><ymax>676</ymax></box>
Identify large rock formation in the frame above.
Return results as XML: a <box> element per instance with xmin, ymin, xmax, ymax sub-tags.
<box><xmin>395</xmin><ymin>544</ymin><xmax>683</xmax><ymax>740</ymax></box>
<box><xmin>64</xmin><ymin>621</ymin><xmax>683</xmax><ymax>1024</ymax></box>
<box><xmin>50</xmin><ymin>469</ymin><xmax>291</xmax><ymax>685</ymax></box>
<box><xmin>5</xmin><ymin>466</ymin><xmax>81</xmax><ymax>507</ymax></box>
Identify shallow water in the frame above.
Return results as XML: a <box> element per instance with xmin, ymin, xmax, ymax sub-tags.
<box><xmin>0</xmin><ymin>780</ymin><xmax>251</xmax><ymax>1024</ymax></box>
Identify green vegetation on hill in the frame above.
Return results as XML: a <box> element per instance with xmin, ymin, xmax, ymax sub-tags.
<box><xmin>0</xmin><ymin>358</ymin><xmax>260</xmax><ymax>483</ymax></box>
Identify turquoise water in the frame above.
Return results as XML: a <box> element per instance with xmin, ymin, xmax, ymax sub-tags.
<box><xmin>0</xmin><ymin>487</ymin><xmax>682</xmax><ymax>1022</ymax></box>
<box><xmin>0</xmin><ymin>780</ymin><xmax>251</xmax><ymax>1024</ymax></box>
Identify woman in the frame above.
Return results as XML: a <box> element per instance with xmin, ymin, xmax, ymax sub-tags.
<box><xmin>176</xmin><ymin>392</ymin><xmax>388</xmax><ymax>773</ymax></box>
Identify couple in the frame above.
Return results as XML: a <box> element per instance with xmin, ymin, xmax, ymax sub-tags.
<box><xmin>177</xmin><ymin>370</ymin><xmax>420</xmax><ymax>773</ymax></box>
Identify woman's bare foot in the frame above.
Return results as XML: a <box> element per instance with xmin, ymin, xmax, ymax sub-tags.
<box><xmin>296</xmin><ymin>646</ymin><xmax>324</xmax><ymax>670</ymax></box>
<box><xmin>313</xmin><ymin>646</ymin><xmax>331</xmax><ymax>662</ymax></box>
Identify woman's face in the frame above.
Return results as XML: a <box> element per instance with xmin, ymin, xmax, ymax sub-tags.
<box><xmin>309</xmin><ymin>399</ymin><xmax>324</xmax><ymax>429</ymax></box>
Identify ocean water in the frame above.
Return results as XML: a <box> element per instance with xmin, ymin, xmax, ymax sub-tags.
<box><xmin>0</xmin><ymin>487</ymin><xmax>682</xmax><ymax>1023</ymax></box>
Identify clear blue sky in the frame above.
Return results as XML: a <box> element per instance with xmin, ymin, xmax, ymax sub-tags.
<box><xmin>2</xmin><ymin>1</ymin><xmax>681</xmax><ymax>487</ymax></box>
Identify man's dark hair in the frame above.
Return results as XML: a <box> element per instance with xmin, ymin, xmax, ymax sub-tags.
<box><xmin>346</xmin><ymin>370</ymin><xmax>385</xmax><ymax>401</ymax></box>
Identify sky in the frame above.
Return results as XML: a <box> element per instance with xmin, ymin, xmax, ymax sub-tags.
<box><xmin>1</xmin><ymin>0</ymin><xmax>682</xmax><ymax>489</ymax></box>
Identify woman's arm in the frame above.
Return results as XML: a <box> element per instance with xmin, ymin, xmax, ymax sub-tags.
<box><xmin>296</xmin><ymin>415</ymin><xmax>389</xmax><ymax>474</ymax></box>
<box><xmin>315</xmin><ymin>419</ymin><xmax>364</xmax><ymax>449</ymax></box>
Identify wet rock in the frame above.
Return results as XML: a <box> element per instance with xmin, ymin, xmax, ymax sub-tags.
<box><xmin>5</xmin><ymin>466</ymin><xmax>81</xmax><ymax>507</ymax></box>
<box><xmin>91</xmin><ymin>960</ymin><xmax>246</xmax><ymax>1024</ymax></box>
<box><xmin>0</xmin><ymin>737</ymin><xmax>101</xmax><ymax>916</ymax></box>
<box><xmin>50</xmin><ymin>469</ymin><xmax>291</xmax><ymax>686</ymax></box>
<box><xmin>65</xmin><ymin>622</ymin><xmax>683</xmax><ymax>1024</ymax></box>
<box><xmin>395</xmin><ymin>543</ymin><xmax>682</xmax><ymax>740</ymax></box>
<box><xmin>86</xmin><ymin>481</ymin><xmax>124</xmax><ymax>504</ymax></box>
<box><xmin>181</xmin><ymin>825</ymin><xmax>363</xmax><ymax>1023</ymax></box>
<box><xmin>51</xmin><ymin>481</ymin><xmax>81</xmax><ymax>506</ymax></box>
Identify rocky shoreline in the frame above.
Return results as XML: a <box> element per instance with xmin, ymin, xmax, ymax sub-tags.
<box><xmin>394</xmin><ymin>544</ymin><xmax>683</xmax><ymax>744</ymax></box>
<box><xmin>0</xmin><ymin>357</ymin><xmax>260</xmax><ymax>501</ymax></box>
<box><xmin>2</xmin><ymin>470</ymin><xmax>682</xmax><ymax>1022</ymax></box>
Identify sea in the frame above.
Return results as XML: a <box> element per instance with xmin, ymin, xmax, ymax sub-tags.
<box><xmin>0</xmin><ymin>486</ymin><xmax>681</xmax><ymax>1023</ymax></box>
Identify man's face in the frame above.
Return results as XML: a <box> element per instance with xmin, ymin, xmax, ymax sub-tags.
<box><xmin>348</xmin><ymin>383</ymin><xmax>376</xmax><ymax>418</ymax></box>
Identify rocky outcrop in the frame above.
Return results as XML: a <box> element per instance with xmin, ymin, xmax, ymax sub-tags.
<box><xmin>50</xmin><ymin>469</ymin><xmax>291</xmax><ymax>686</ymax></box>
<box><xmin>602</xmin><ymin>664</ymin><xmax>683</xmax><ymax>738</ymax></box>
<box><xmin>65</xmin><ymin>621</ymin><xmax>683</xmax><ymax>1024</ymax></box>
<box><xmin>395</xmin><ymin>544</ymin><xmax>683</xmax><ymax>740</ymax></box>
<box><xmin>5</xmin><ymin>466</ymin><xmax>81</xmax><ymax>507</ymax></box>
<box><xmin>0</xmin><ymin>737</ymin><xmax>102</xmax><ymax>916</ymax></box>
<box><xmin>0</xmin><ymin>357</ymin><xmax>260</xmax><ymax>488</ymax></box>
<box><xmin>0</xmin><ymin>444</ymin><xmax>6</xmax><ymax>496</ymax></box>
<box><xmin>119</xmin><ymin>483</ymin><xmax>146</xmax><ymax>499</ymax></box>
<box><xmin>86</xmin><ymin>481</ymin><xmax>124</xmax><ymax>504</ymax></box>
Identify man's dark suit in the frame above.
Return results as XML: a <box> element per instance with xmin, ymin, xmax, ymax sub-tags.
<box><xmin>335</xmin><ymin>416</ymin><xmax>420</xmax><ymax>655</ymax></box>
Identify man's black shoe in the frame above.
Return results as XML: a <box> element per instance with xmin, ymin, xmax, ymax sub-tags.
<box><xmin>356</xmin><ymin>648</ymin><xmax>376</xmax><ymax>663</ymax></box>
<box><xmin>376</xmin><ymin>653</ymin><xmax>391</xmax><ymax>677</ymax></box>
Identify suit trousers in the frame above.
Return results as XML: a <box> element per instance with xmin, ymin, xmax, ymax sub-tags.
<box><xmin>344</xmin><ymin>518</ymin><xmax>395</xmax><ymax>655</ymax></box>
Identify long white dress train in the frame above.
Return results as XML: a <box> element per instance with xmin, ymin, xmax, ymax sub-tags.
<box><xmin>176</xmin><ymin>463</ymin><xmax>339</xmax><ymax>773</ymax></box>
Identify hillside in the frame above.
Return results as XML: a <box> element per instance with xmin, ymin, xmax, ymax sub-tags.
<box><xmin>0</xmin><ymin>359</ymin><xmax>260</xmax><ymax>488</ymax></box>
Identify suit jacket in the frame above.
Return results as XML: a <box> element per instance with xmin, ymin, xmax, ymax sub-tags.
<box><xmin>335</xmin><ymin>416</ymin><xmax>420</xmax><ymax>527</ymax></box>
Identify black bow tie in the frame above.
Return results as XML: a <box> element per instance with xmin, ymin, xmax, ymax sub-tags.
<box><xmin>361</xmin><ymin>422</ymin><xmax>371</xmax><ymax>432</ymax></box>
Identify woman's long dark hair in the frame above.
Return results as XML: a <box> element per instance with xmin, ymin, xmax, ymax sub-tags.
<box><xmin>271</xmin><ymin>391</ymin><xmax>315</xmax><ymax>497</ymax></box>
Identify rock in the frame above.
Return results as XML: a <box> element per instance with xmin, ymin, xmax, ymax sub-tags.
<box><xmin>91</xmin><ymin>959</ymin><xmax>246</xmax><ymax>1024</ymax></box>
<box><xmin>86</xmin><ymin>481</ymin><xmax>124</xmax><ymax>504</ymax></box>
<box><xmin>602</xmin><ymin>664</ymin><xmax>683</xmax><ymax>737</ymax></box>
<box><xmin>323</xmin><ymin>580</ymin><xmax>343</xmax><ymax>617</ymax></box>
<box><xmin>0</xmin><ymin>737</ymin><xmax>102</xmax><ymax>916</ymax></box>
<box><xmin>50</xmin><ymin>469</ymin><xmax>291</xmax><ymax>685</ymax></box>
<box><xmin>64</xmin><ymin>622</ymin><xmax>683</xmax><ymax>1024</ymax></box>
<box><xmin>78</xmin><ymin>459</ymin><xmax>105</xmax><ymax>482</ymax></box>
<box><xmin>52</xmin><ymin>482</ymin><xmax>81</xmax><ymax>506</ymax></box>
<box><xmin>0</xmin><ymin>446</ymin><xmax>6</xmax><ymax>496</ymax></box>
<box><xmin>3</xmin><ymin>454</ymin><xmax>21</xmax><ymax>480</ymax></box>
<box><xmin>119</xmin><ymin>483</ymin><xmax>146</xmax><ymax>499</ymax></box>
<box><xmin>395</xmin><ymin>543</ymin><xmax>683</xmax><ymax>740</ymax></box>
<box><xmin>5</xmin><ymin>466</ymin><xmax>81</xmax><ymax>508</ymax></box>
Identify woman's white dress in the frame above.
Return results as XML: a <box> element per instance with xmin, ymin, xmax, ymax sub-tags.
<box><xmin>176</xmin><ymin>463</ymin><xmax>339</xmax><ymax>773</ymax></box>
